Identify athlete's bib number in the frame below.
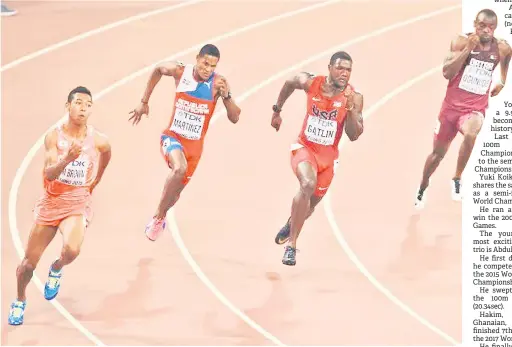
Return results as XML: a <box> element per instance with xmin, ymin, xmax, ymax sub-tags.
<box><xmin>459</xmin><ymin>64</ymin><xmax>493</xmax><ymax>95</ymax></box>
<box><xmin>57</xmin><ymin>155</ymin><xmax>90</xmax><ymax>186</ymax></box>
<box><xmin>305</xmin><ymin>115</ymin><xmax>337</xmax><ymax>145</ymax></box>
<box><xmin>170</xmin><ymin>109</ymin><xmax>205</xmax><ymax>140</ymax></box>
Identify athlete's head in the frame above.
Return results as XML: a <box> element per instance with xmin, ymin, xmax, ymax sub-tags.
<box><xmin>474</xmin><ymin>9</ymin><xmax>497</xmax><ymax>44</ymax></box>
<box><xmin>195</xmin><ymin>44</ymin><xmax>220</xmax><ymax>81</ymax></box>
<box><xmin>66</xmin><ymin>86</ymin><xmax>93</xmax><ymax>126</ymax></box>
<box><xmin>328</xmin><ymin>51</ymin><xmax>352</xmax><ymax>89</ymax></box>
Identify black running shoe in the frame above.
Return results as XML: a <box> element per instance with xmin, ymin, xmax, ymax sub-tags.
<box><xmin>414</xmin><ymin>186</ymin><xmax>427</xmax><ymax>209</ymax></box>
<box><xmin>282</xmin><ymin>245</ymin><xmax>297</xmax><ymax>266</ymax></box>
<box><xmin>275</xmin><ymin>219</ymin><xmax>290</xmax><ymax>245</ymax></box>
<box><xmin>452</xmin><ymin>178</ymin><xmax>462</xmax><ymax>201</ymax></box>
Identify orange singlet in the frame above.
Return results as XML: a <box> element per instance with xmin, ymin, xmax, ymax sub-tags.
<box><xmin>291</xmin><ymin>75</ymin><xmax>353</xmax><ymax>197</ymax></box>
<box><xmin>34</xmin><ymin>124</ymin><xmax>98</xmax><ymax>227</ymax></box>
<box><xmin>160</xmin><ymin>63</ymin><xmax>220</xmax><ymax>185</ymax></box>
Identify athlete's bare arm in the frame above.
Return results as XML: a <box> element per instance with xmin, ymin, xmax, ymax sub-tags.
<box><xmin>499</xmin><ymin>40</ymin><xmax>511</xmax><ymax>83</ymax></box>
<box><xmin>141</xmin><ymin>61</ymin><xmax>185</xmax><ymax>103</ymax></box>
<box><xmin>215</xmin><ymin>75</ymin><xmax>241</xmax><ymax>124</ymax></box>
<box><xmin>442</xmin><ymin>34</ymin><xmax>478</xmax><ymax>80</ymax></box>
<box><xmin>492</xmin><ymin>40</ymin><xmax>512</xmax><ymax>96</ymax></box>
<box><xmin>271</xmin><ymin>72</ymin><xmax>314</xmax><ymax>131</ymax></box>
<box><xmin>129</xmin><ymin>60</ymin><xmax>185</xmax><ymax>125</ymax></box>
<box><xmin>276</xmin><ymin>72</ymin><xmax>314</xmax><ymax>109</ymax></box>
<box><xmin>43</xmin><ymin>129</ymin><xmax>81</xmax><ymax>181</ymax></box>
<box><xmin>344</xmin><ymin>90</ymin><xmax>364</xmax><ymax>141</ymax></box>
<box><xmin>90</xmin><ymin>131</ymin><xmax>112</xmax><ymax>193</ymax></box>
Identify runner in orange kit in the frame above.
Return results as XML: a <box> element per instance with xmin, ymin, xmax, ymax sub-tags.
<box><xmin>271</xmin><ymin>51</ymin><xmax>364</xmax><ymax>266</ymax></box>
<box><xmin>128</xmin><ymin>44</ymin><xmax>241</xmax><ymax>241</ymax></box>
<box><xmin>7</xmin><ymin>86</ymin><xmax>112</xmax><ymax>325</ymax></box>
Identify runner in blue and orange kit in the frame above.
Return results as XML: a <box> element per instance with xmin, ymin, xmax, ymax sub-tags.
<box><xmin>129</xmin><ymin>44</ymin><xmax>241</xmax><ymax>240</ymax></box>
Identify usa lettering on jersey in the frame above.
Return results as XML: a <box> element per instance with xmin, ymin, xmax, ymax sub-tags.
<box><xmin>305</xmin><ymin>105</ymin><xmax>338</xmax><ymax>145</ymax></box>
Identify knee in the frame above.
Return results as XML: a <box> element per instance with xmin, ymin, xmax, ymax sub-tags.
<box><xmin>173</xmin><ymin>161</ymin><xmax>188</xmax><ymax>178</ymax></box>
<box><xmin>62</xmin><ymin>245</ymin><xmax>80</xmax><ymax>261</ymax></box>
<box><xmin>17</xmin><ymin>258</ymin><xmax>36</xmax><ymax>276</ymax></box>
<box><xmin>463</xmin><ymin>114</ymin><xmax>483</xmax><ymax>142</ymax></box>
<box><xmin>432</xmin><ymin>152</ymin><xmax>444</xmax><ymax>163</ymax></box>
<box><xmin>431</xmin><ymin>147</ymin><xmax>447</xmax><ymax>163</ymax></box>
<box><xmin>299</xmin><ymin>177</ymin><xmax>317</xmax><ymax>196</ymax></box>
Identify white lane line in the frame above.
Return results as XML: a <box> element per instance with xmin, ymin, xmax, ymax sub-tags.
<box><xmin>206</xmin><ymin>4</ymin><xmax>461</xmax><ymax>116</ymax></box>
<box><xmin>167</xmin><ymin>5</ymin><xmax>459</xmax><ymax>346</ymax></box>
<box><xmin>323</xmin><ymin>64</ymin><xmax>461</xmax><ymax>345</ymax></box>
<box><xmin>84</xmin><ymin>0</ymin><xmax>345</xmax><ymax>98</ymax></box>
<box><xmin>7</xmin><ymin>1</ymin><xmax>342</xmax><ymax>345</ymax></box>
<box><xmin>0</xmin><ymin>0</ymin><xmax>203</xmax><ymax>72</ymax></box>
<box><xmin>168</xmin><ymin>211</ymin><xmax>287</xmax><ymax>346</ymax></box>
<box><xmin>9</xmin><ymin>3</ymin><xmax>459</xmax><ymax>345</ymax></box>
<box><xmin>9</xmin><ymin>3</ymin><xmax>459</xmax><ymax>346</ymax></box>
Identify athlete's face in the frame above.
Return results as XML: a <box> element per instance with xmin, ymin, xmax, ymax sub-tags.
<box><xmin>474</xmin><ymin>14</ymin><xmax>497</xmax><ymax>44</ymax></box>
<box><xmin>328</xmin><ymin>58</ymin><xmax>352</xmax><ymax>89</ymax></box>
<box><xmin>66</xmin><ymin>93</ymin><xmax>92</xmax><ymax>125</ymax></box>
<box><xmin>195</xmin><ymin>54</ymin><xmax>219</xmax><ymax>81</ymax></box>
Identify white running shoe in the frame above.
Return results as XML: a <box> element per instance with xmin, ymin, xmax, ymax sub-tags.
<box><xmin>1</xmin><ymin>5</ymin><xmax>18</xmax><ymax>16</ymax></box>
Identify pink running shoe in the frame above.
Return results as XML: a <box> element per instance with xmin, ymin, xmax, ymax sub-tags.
<box><xmin>145</xmin><ymin>217</ymin><xmax>166</xmax><ymax>241</ymax></box>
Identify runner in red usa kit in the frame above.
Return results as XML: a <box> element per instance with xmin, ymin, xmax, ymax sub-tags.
<box><xmin>270</xmin><ymin>51</ymin><xmax>364</xmax><ymax>266</ymax></box>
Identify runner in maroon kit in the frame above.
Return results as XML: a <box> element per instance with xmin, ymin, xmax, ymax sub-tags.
<box><xmin>415</xmin><ymin>9</ymin><xmax>511</xmax><ymax>208</ymax></box>
<box><xmin>271</xmin><ymin>51</ymin><xmax>364</xmax><ymax>266</ymax></box>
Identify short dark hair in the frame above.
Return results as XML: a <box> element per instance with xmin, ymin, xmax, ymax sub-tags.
<box><xmin>329</xmin><ymin>51</ymin><xmax>352</xmax><ymax>65</ymax></box>
<box><xmin>67</xmin><ymin>86</ymin><xmax>92</xmax><ymax>103</ymax></box>
<box><xmin>476</xmin><ymin>9</ymin><xmax>497</xmax><ymax>21</ymax></box>
<box><xmin>198</xmin><ymin>44</ymin><xmax>220</xmax><ymax>59</ymax></box>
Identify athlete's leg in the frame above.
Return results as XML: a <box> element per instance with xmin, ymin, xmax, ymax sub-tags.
<box><xmin>276</xmin><ymin>158</ymin><xmax>339</xmax><ymax>245</ymax></box>
<box><xmin>282</xmin><ymin>161</ymin><xmax>317</xmax><ymax>265</ymax></box>
<box><xmin>43</xmin><ymin>215</ymin><xmax>86</xmax><ymax>300</ymax></box>
<box><xmin>52</xmin><ymin>215</ymin><xmax>86</xmax><ymax>270</ymax></box>
<box><xmin>419</xmin><ymin>139</ymin><xmax>452</xmax><ymax>190</ymax></box>
<box><xmin>452</xmin><ymin>111</ymin><xmax>484</xmax><ymax>200</ymax></box>
<box><xmin>281</xmin><ymin>147</ymin><xmax>321</xmax><ymax>266</ymax></box>
<box><xmin>145</xmin><ymin>135</ymin><xmax>191</xmax><ymax>241</ymax></box>
<box><xmin>155</xmin><ymin>147</ymin><xmax>188</xmax><ymax>219</ymax></box>
<box><xmin>8</xmin><ymin>224</ymin><xmax>58</xmax><ymax>325</ymax></box>
<box><xmin>275</xmin><ymin>195</ymin><xmax>322</xmax><ymax>245</ymax></box>
<box><xmin>415</xmin><ymin>115</ymin><xmax>456</xmax><ymax>208</ymax></box>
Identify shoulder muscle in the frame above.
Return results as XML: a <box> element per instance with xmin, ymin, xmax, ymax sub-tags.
<box><xmin>157</xmin><ymin>60</ymin><xmax>185</xmax><ymax>78</ymax></box>
<box><xmin>94</xmin><ymin>130</ymin><xmax>111</xmax><ymax>153</ymax></box>
<box><xmin>498</xmin><ymin>39</ymin><xmax>512</xmax><ymax>56</ymax></box>
<box><xmin>44</xmin><ymin>128</ymin><xmax>58</xmax><ymax>150</ymax></box>
<box><xmin>450</xmin><ymin>34</ymin><xmax>468</xmax><ymax>52</ymax></box>
<box><xmin>289</xmin><ymin>72</ymin><xmax>314</xmax><ymax>90</ymax></box>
